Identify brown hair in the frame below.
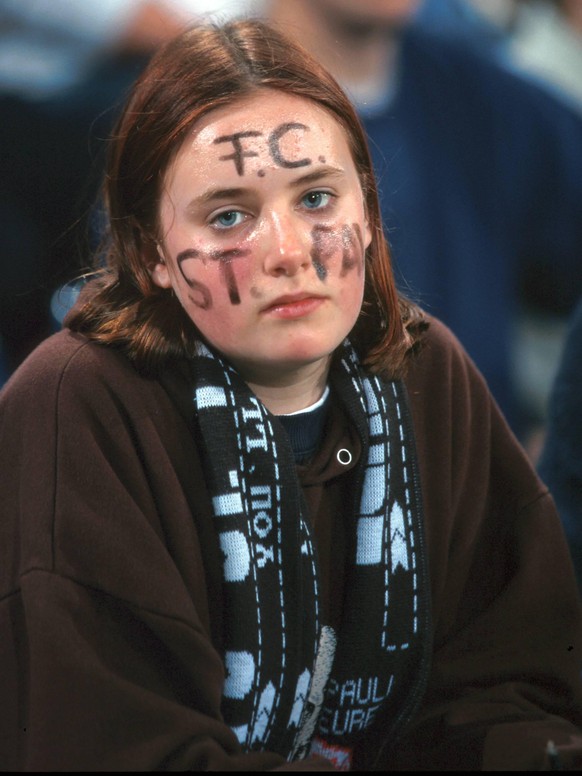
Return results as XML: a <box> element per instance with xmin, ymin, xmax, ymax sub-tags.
<box><xmin>67</xmin><ymin>18</ymin><xmax>426</xmax><ymax>377</ymax></box>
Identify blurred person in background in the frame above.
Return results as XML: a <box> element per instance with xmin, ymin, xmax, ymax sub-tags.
<box><xmin>417</xmin><ymin>0</ymin><xmax>520</xmax><ymax>60</ymax></box>
<box><xmin>416</xmin><ymin>0</ymin><xmax>582</xmax><ymax>457</ymax></box>
<box><xmin>250</xmin><ymin>0</ymin><xmax>582</xmax><ymax>451</ymax></box>
<box><xmin>0</xmin><ymin>0</ymin><xmax>243</xmax><ymax>384</ymax></box>
<box><xmin>419</xmin><ymin>0</ymin><xmax>582</xmax><ymax>114</ymax></box>
<box><xmin>538</xmin><ymin>295</ymin><xmax>582</xmax><ymax>592</ymax></box>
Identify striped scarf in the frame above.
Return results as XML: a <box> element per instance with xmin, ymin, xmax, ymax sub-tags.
<box><xmin>192</xmin><ymin>339</ymin><xmax>429</xmax><ymax>770</ymax></box>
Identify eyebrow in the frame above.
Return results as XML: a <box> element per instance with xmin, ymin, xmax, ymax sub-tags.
<box><xmin>288</xmin><ymin>166</ymin><xmax>346</xmax><ymax>188</ymax></box>
<box><xmin>185</xmin><ymin>166</ymin><xmax>347</xmax><ymax>211</ymax></box>
<box><xmin>187</xmin><ymin>187</ymin><xmax>247</xmax><ymax>209</ymax></box>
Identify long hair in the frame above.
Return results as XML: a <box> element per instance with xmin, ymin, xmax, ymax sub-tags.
<box><xmin>66</xmin><ymin>18</ymin><xmax>426</xmax><ymax>377</ymax></box>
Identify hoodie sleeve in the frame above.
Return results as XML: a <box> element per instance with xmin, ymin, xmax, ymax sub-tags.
<box><xmin>0</xmin><ymin>332</ymin><xmax>333</xmax><ymax>772</ymax></box>
<box><xmin>390</xmin><ymin>317</ymin><xmax>582</xmax><ymax>770</ymax></box>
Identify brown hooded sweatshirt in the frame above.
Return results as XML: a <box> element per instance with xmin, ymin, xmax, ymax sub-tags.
<box><xmin>1</xmin><ymin>316</ymin><xmax>581</xmax><ymax>771</ymax></box>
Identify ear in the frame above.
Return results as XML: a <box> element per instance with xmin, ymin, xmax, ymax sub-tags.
<box><xmin>363</xmin><ymin>214</ymin><xmax>373</xmax><ymax>252</ymax></box>
<box><xmin>360</xmin><ymin>193</ymin><xmax>373</xmax><ymax>252</ymax></box>
<box><xmin>150</xmin><ymin>244</ymin><xmax>172</xmax><ymax>289</ymax></box>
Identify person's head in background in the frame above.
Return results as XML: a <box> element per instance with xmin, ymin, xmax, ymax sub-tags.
<box><xmin>258</xmin><ymin>0</ymin><xmax>424</xmax><ymax>111</ymax></box>
<box><xmin>68</xmin><ymin>18</ymin><xmax>424</xmax><ymax>408</ymax></box>
<box><xmin>256</xmin><ymin>0</ymin><xmax>582</xmax><ymax>108</ymax></box>
<box><xmin>560</xmin><ymin>0</ymin><xmax>582</xmax><ymax>36</ymax></box>
<box><xmin>285</xmin><ymin>0</ymin><xmax>423</xmax><ymax>28</ymax></box>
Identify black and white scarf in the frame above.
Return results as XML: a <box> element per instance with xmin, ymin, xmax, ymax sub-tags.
<box><xmin>192</xmin><ymin>339</ymin><xmax>429</xmax><ymax>770</ymax></box>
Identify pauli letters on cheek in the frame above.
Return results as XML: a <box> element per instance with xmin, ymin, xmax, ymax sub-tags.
<box><xmin>191</xmin><ymin>339</ymin><xmax>431</xmax><ymax>771</ymax></box>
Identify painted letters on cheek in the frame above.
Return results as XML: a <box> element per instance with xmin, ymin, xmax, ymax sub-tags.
<box><xmin>210</xmin><ymin>248</ymin><xmax>251</xmax><ymax>305</ymax></box>
<box><xmin>214</xmin><ymin>123</ymin><xmax>312</xmax><ymax>175</ymax></box>
<box><xmin>311</xmin><ymin>225</ymin><xmax>336</xmax><ymax>281</ymax></box>
<box><xmin>177</xmin><ymin>247</ymin><xmax>251</xmax><ymax>309</ymax></box>
<box><xmin>177</xmin><ymin>249</ymin><xmax>212</xmax><ymax>310</ymax></box>
<box><xmin>340</xmin><ymin>223</ymin><xmax>365</xmax><ymax>277</ymax></box>
<box><xmin>310</xmin><ymin>223</ymin><xmax>365</xmax><ymax>281</ymax></box>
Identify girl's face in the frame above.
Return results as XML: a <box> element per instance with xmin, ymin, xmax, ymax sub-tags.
<box><xmin>152</xmin><ymin>89</ymin><xmax>371</xmax><ymax>386</ymax></box>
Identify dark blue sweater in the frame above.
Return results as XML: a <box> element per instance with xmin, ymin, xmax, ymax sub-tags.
<box><xmin>362</xmin><ymin>28</ymin><xmax>582</xmax><ymax>434</ymax></box>
<box><xmin>538</xmin><ymin>296</ymin><xmax>582</xmax><ymax>589</ymax></box>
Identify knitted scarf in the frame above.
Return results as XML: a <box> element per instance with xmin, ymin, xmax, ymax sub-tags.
<box><xmin>192</xmin><ymin>340</ymin><xmax>429</xmax><ymax>770</ymax></box>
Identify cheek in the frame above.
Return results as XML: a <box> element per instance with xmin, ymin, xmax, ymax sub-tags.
<box><xmin>172</xmin><ymin>264</ymin><xmax>242</xmax><ymax>351</ymax></box>
<box><xmin>341</xmin><ymin>266</ymin><xmax>366</xmax><ymax>320</ymax></box>
<box><xmin>310</xmin><ymin>222</ymin><xmax>366</xmax><ymax>280</ymax></box>
<box><xmin>175</xmin><ymin>247</ymin><xmax>255</xmax><ymax>311</ymax></box>
<box><xmin>340</xmin><ymin>222</ymin><xmax>366</xmax><ymax>277</ymax></box>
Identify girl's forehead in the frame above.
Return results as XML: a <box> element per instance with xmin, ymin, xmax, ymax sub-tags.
<box><xmin>164</xmin><ymin>90</ymin><xmax>356</xmax><ymax>188</ymax></box>
<box><xmin>189</xmin><ymin>90</ymin><xmax>346</xmax><ymax>151</ymax></box>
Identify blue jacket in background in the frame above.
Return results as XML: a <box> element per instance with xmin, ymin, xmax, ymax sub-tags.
<box><xmin>538</xmin><ymin>297</ymin><xmax>582</xmax><ymax>589</ymax></box>
<box><xmin>362</xmin><ymin>27</ymin><xmax>582</xmax><ymax>435</ymax></box>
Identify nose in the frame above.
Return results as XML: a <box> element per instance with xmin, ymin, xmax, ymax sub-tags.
<box><xmin>262</xmin><ymin>211</ymin><xmax>310</xmax><ymax>277</ymax></box>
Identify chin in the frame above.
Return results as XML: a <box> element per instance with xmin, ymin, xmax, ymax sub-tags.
<box><xmin>232</xmin><ymin>346</ymin><xmax>332</xmax><ymax>382</ymax></box>
<box><xmin>274</xmin><ymin>337</ymin><xmax>340</xmax><ymax>366</ymax></box>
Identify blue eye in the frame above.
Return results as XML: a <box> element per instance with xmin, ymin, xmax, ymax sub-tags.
<box><xmin>302</xmin><ymin>191</ymin><xmax>332</xmax><ymax>210</ymax></box>
<box><xmin>213</xmin><ymin>210</ymin><xmax>244</xmax><ymax>229</ymax></box>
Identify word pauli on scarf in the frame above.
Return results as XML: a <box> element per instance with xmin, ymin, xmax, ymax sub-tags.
<box><xmin>191</xmin><ymin>340</ymin><xmax>429</xmax><ymax>770</ymax></box>
<box><xmin>321</xmin><ymin>674</ymin><xmax>395</xmax><ymax>735</ymax></box>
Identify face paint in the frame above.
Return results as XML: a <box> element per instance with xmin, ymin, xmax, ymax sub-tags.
<box><xmin>310</xmin><ymin>224</ymin><xmax>335</xmax><ymax>281</ymax></box>
<box><xmin>209</xmin><ymin>247</ymin><xmax>251</xmax><ymax>305</ymax></box>
<box><xmin>155</xmin><ymin>90</ymin><xmax>372</xmax><ymax>386</ymax></box>
<box><xmin>177</xmin><ymin>249</ymin><xmax>213</xmax><ymax>309</ymax></box>
<box><xmin>310</xmin><ymin>223</ymin><xmax>365</xmax><ymax>281</ymax></box>
<box><xmin>213</xmin><ymin>123</ymin><xmax>313</xmax><ymax>176</ymax></box>
<box><xmin>177</xmin><ymin>247</ymin><xmax>251</xmax><ymax>307</ymax></box>
<box><xmin>340</xmin><ymin>223</ymin><xmax>365</xmax><ymax>277</ymax></box>
<box><xmin>214</xmin><ymin>131</ymin><xmax>262</xmax><ymax>176</ymax></box>
<box><xmin>268</xmin><ymin>123</ymin><xmax>312</xmax><ymax>169</ymax></box>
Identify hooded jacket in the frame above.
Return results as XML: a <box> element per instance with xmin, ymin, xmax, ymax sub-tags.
<box><xmin>1</xmin><ymin>316</ymin><xmax>581</xmax><ymax>771</ymax></box>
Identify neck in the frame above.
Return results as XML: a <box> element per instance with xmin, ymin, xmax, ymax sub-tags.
<box><xmin>266</xmin><ymin>0</ymin><xmax>399</xmax><ymax>100</ymax></box>
<box><xmin>241</xmin><ymin>358</ymin><xmax>330</xmax><ymax>416</ymax></box>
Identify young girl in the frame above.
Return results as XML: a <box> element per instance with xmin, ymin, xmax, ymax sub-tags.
<box><xmin>1</xmin><ymin>18</ymin><xmax>581</xmax><ymax>772</ymax></box>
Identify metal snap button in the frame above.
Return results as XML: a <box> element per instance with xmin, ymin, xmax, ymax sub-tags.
<box><xmin>336</xmin><ymin>448</ymin><xmax>353</xmax><ymax>466</ymax></box>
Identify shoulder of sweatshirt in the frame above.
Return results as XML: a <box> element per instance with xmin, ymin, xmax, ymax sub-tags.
<box><xmin>403</xmin><ymin>314</ymin><xmax>550</xmax><ymax>511</ymax></box>
<box><xmin>0</xmin><ymin>329</ymin><xmax>174</xmax><ymax>423</ymax></box>
<box><xmin>404</xmin><ymin>314</ymin><xmax>484</xmax><ymax>393</ymax></box>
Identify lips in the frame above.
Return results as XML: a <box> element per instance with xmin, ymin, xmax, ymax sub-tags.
<box><xmin>261</xmin><ymin>293</ymin><xmax>327</xmax><ymax>319</ymax></box>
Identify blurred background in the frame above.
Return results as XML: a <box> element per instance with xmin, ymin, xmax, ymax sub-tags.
<box><xmin>2</xmin><ymin>0</ymin><xmax>582</xmax><ymax>462</ymax></box>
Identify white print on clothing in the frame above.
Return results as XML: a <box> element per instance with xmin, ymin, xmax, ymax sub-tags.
<box><xmin>288</xmin><ymin>669</ymin><xmax>311</xmax><ymax>728</ymax></box>
<box><xmin>223</xmin><ymin>651</ymin><xmax>256</xmax><ymax>700</ymax></box>
<box><xmin>249</xmin><ymin>483</ymin><xmax>276</xmax><ymax>569</ymax></box>
<box><xmin>195</xmin><ymin>384</ymin><xmax>228</xmax><ymax>409</ymax></box>
<box><xmin>231</xmin><ymin>724</ymin><xmax>248</xmax><ymax>745</ymax></box>
<box><xmin>389</xmin><ymin>502</ymin><xmax>409</xmax><ymax>572</ymax></box>
<box><xmin>289</xmin><ymin>626</ymin><xmax>337</xmax><ymax>760</ymax></box>
<box><xmin>212</xmin><ymin>469</ymin><xmax>243</xmax><ymax>516</ymax></box>
<box><xmin>318</xmin><ymin>675</ymin><xmax>394</xmax><ymax>738</ymax></box>
<box><xmin>219</xmin><ymin>530</ymin><xmax>250</xmax><ymax>582</ymax></box>
<box><xmin>355</xmin><ymin>515</ymin><xmax>384</xmax><ymax>565</ymax></box>
<box><xmin>251</xmin><ymin>682</ymin><xmax>277</xmax><ymax>745</ymax></box>
<box><xmin>241</xmin><ymin>401</ymin><xmax>269</xmax><ymax>452</ymax></box>
<box><xmin>215</xmin><ymin>473</ymin><xmax>280</xmax><ymax>578</ymax></box>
